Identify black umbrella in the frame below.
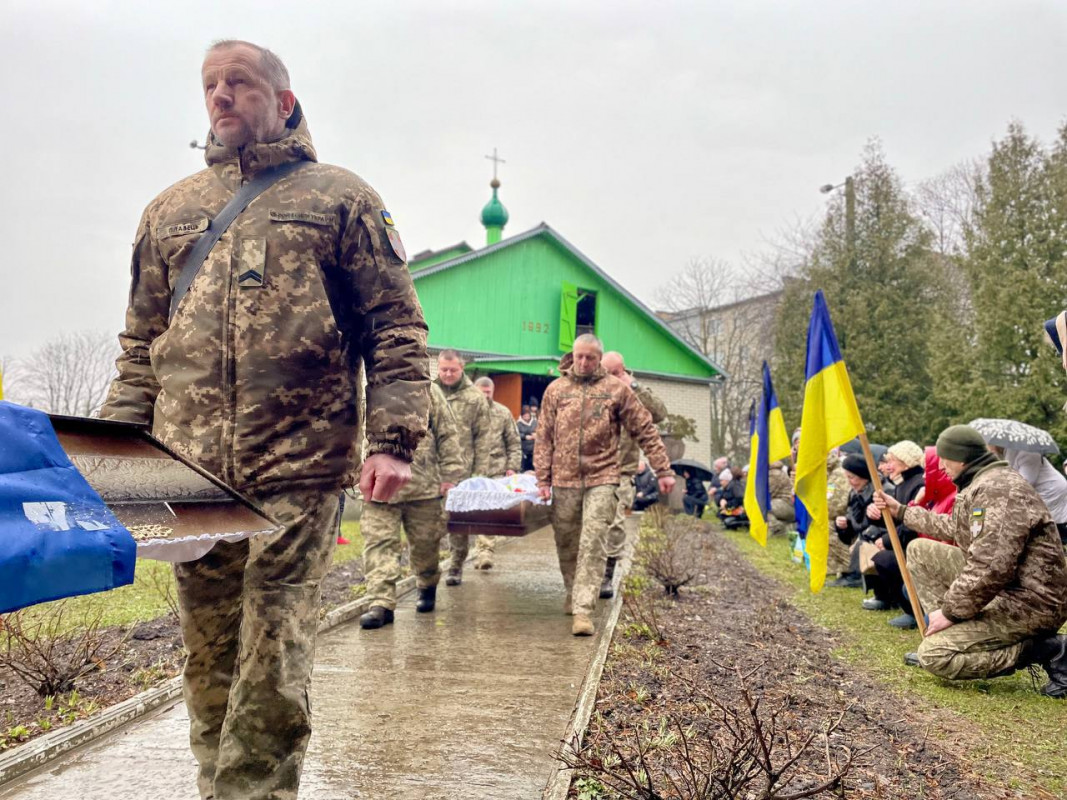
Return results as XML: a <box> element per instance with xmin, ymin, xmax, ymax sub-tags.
<box><xmin>671</xmin><ymin>459</ymin><xmax>715</xmax><ymax>482</ymax></box>
<box><xmin>839</xmin><ymin>437</ymin><xmax>888</xmax><ymax>463</ymax></box>
<box><xmin>969</xmin><ymin>418</ymin><xmax>1060</xmax><ymax>456</ymax></box>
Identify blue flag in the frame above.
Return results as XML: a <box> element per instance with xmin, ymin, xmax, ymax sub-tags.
<box><xmin>0</xmin><ymin>402</ymin><xmax>136</xmax><ymax>613</ymax></box>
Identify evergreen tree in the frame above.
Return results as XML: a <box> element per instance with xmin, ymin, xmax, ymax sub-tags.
<box><xmin>774</xmin><ymin>142</ymin><xmax>951</xmax><ymax>444</ymax></box>
<box><xmin>960</xmin><ymin>121</ymin><xmax>1067</xmax><ymax>442</ymax></box>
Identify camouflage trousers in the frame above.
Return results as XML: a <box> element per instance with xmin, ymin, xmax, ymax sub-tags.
<box><xmin>768</xmin><ymin>499</ymin><xmax>795</xmax><ymax>537</ymax></box>
<box><xmin>910</xmin><ymin>538</ymin><xmax>1042</xmax><ymax>680</ymax></box>
<box><xmin>448</xmin><ymin>531</ymin><xmax>472</xmax><ymax>571</ymax></box>
<box><xmin>603</xmin><ymin>479</ymin><xmax>637</xmax><ymax>560</ymax></box>
<box><xmin>473</xmin><ymin>534</ymin><xmax>497</xmax><ymax>559</ymax></box>
<box><xmin>172</xmin><ymin>489</ymin><xmax>339</xmax><ymax>800</ymax></box>
<box><xmin>362</xmin><ymin>498</ymin><xmax>447</xmax><ymax>609</ymax></box>
<box><xmin>551</xmin><ymin>485</ymin><xmax>617</xmax><ymax>617</ymax></box>
<box><xmin>826</xmin><ymin>527</ymin><xmax>853</xmax><ymax>575</ymax></box>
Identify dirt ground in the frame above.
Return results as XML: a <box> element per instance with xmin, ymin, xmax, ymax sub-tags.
<box><xmin>0</xmin><ymin>555</ymin><xmax>365</xmax><ymax>752</ymax></box>
<box><xmin>570</xmin><ymin>522</ymin><xmax>1041</xmax><ymax>800</ymax></box>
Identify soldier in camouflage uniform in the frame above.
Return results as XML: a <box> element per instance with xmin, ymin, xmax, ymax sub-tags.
<box><xmin>599</xmin><ymin>351</ymin><xmax>668</xmax><ymax>599</ymax></box>
<box><xmin>434</xmin><ymin>349</ymin><xmax>493</xmax><ymax>585</ymax></box>
<box><xmin>767</xmin><ymin>462</ymin><xmax>795</xmax><ymax>537</ymax></box>
<box><xmin>100</xmin><ymin>41</ymin><xmax>430</xmax><ymax>800</ymax></box>
<box><xmin>876</xmin><ymin>425</ymin><xmax>1067</xmax><ymax>696</ymax></box>
<box><xmin>471</xmin><ymin>377</ymin><xmax>522</xmax><ymax>569</ymax></box>
<box><xmin>535</xmin><ymin>335</ymin><xmax>675</xmax><ymax>637</ymax></box>
<box><xmin>826</xmin><ymin>452</ymin><xmax>853</xmax><ymax>577</ymax></box>
<box><xmin>359</xmin><ymin>383</ymin><xmax>465</xmax><ymax>628</ymax></box>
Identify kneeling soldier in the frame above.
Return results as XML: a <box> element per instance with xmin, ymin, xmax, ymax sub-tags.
<box><xmin>876</xmin><ymin>425</ymin><xmax>1067</xmax><ymax>696</ymax></box>
<box><xmin>360</xmin><ymin>383</ymin><xmax>465</xmax><ymax>628</ymax></box>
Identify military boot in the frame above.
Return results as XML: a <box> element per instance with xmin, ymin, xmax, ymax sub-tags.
<box><xmin>599</xmin><ymin>557</ymin><xmax>618</xmax><ymax>599</ymax></box>
<box><xmin>416</xmin><ymin>586</ymin><xmax>437</xmax><ymax>613</ymax></box>
<box><xmin>445</xmin><ymin>567</ymin><xmax>463</xmax><ymax>586</ymax></box>
<box><xmin>572</xmin><ymin>614</ymin><xmax>595</xmax><ymax>636</ymax></box>
<box><xmin>1030</xmin><ymin>634</ymin><xmax>1067</xmax><ymax>698</ymax></box>
<box><xmin>563</xmin><ymin>591</ymin><xmax>573</xmax><ymax>616</ymax></box>
<box><xmin>359</xmin><ymin>606</ymin><xmax>394</xmax><ymax>630</ymax></box>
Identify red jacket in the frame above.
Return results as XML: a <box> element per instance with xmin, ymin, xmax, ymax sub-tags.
<box><xmin>910</xmin><ymin>446</ymin><xmax>956</xmax><ymax>540</ymax></box>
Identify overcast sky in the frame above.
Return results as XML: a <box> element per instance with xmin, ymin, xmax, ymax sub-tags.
<box><xmin>1</xmin><ymin>0</ymin><xmax>1065</xmax><ymax>361</ymax></box>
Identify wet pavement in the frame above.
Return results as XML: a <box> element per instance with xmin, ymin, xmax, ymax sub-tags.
<box><xmin>0</xmin><ymin>524</ymin><xmax>616</xmax><ymax>799</ymax></box>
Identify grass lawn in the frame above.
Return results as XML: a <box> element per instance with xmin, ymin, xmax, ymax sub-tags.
<box><xmin>14</xmin><ymin>523</ymin><xmax>364</xmax><ymax>635</ymax></box>
<box><xmin>722</xmin><ymin>527</ymin><xmax>1067</xmax><ymax>796</ymax></box>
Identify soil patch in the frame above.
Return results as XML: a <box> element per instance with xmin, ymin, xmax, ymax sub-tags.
<box><xmin>1</xmin><ymin>555</ymin><xmax>365</xmax><ymax>753</ymax></box>
<box><xmin>570</xmin><ymin>523</ymin><xmax>1037</xmax><ymax>799</ymax></box>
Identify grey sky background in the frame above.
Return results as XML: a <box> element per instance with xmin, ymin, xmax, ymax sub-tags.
<box><xmin>1</xmin><ymin>0</ymin><xmax>1065</xmax><ymax>361</ymax></box>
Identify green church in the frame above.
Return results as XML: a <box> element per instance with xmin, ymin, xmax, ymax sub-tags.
<box><xmin>408</xmin><ymin>175</ymin><xmax>724</xmax><ymax>466</ymax></box>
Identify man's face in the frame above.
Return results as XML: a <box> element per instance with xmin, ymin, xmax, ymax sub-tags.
<box><xmin>202</xmin><ymin>45</ymin><xmax>289</xmax><ymax>148</ymax></box>
<box><xmin>476</xmin><ymin>383</ymin><xmax>493</xmax><ymax>401</ymax></box>
<box><xmin>572</xmin><ymin>342</ymin><xmax>602</xmax><ymax>376</ymax></box>
<box><xmin>437</xmin><ymin>358</ymin><xmax>464</xmax><ymax>386</ymax></box>
<box><xmin>713</xmin><ymin>457</ymin><xmax>729</xmax><ymax>473</ymax></box>
<box><xmin>940</xmin><ymin>458</ymin><xmax>966</xmax><ymax>479</ymax></box>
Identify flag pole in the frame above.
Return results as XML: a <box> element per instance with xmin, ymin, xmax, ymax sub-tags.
<box><xmin>857</xmin><ymin>433</ymin><xmax>926</xmax><ymax>636</ymax></box>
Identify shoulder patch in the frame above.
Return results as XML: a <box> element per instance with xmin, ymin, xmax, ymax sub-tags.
<box><xmin>385</xmin><ymin>227</ymin><xmax>407</xmax><ymax>262</ymax></box>
<box><xmin>972</xmin><ymin>508</ymin><xmax>984</xmax><ymax>517</ymax></box>
<box><xmin>160</xmin><ymin>218</ymin><xmax>209</xmax><ymax>239</ymax></box>
<box><xmin>381</xmin><ymin>210</ymin><xmax>395</xmax><ymax>227</ymax></box>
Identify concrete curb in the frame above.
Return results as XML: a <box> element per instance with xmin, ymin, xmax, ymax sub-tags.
<box><xmin>0</xmin><ymin>552</ymin><xmax>452</xmax><ymax>789</ymax></box>
<box><xmin>541</xmin><ymin>553</ymin><xmax>630</xmax><ymax>800</ymax></box>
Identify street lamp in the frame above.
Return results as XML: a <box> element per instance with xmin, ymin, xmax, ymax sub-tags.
<box><xmin>820</xmin><ymin>176</ymin><xmax>856</xmax><ymax>267</ymax></box>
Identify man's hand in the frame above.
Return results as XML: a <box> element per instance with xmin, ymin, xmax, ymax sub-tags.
<box><xmin>873</xmin><ymin>490</ymin><xmax>902</xmax><ymax>518</ymax></box>
<box><xmin>440</xmin><ymin>481</ymin><xmax>456</xmax><ymax>497</ymax></box>
<box><xmin>658</xmin><ymin>475</ymin><xmax>676</xmax><ymax>496</ymax></box>
<box><xmin>835</xmin><ymin>515</ymin><xmax>848</xmax><ymax>530</ymax></box>
<box><xmin>360</xmin><ymin>453</ymin><xmax>412</xmax><ymax>502</ymax></box>
<box><xmin>538</xmin><ymin>484</ymin><xmax>552</xmax><ymax>501</ymax></box>
<box><xmin>925</xmin><ymin>609</ymin><xmax>954</xmax><ymax>636</ymax></box>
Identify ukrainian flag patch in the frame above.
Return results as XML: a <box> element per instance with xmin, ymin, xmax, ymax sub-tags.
<box><xmin>972</xmin><ymin>508</ymin><xmax>984</xmax><ymax>517</ymax></box>
<box><xmin>381</xmin><ymin>210</ymin><xmax>395</xmax><ymax>227</ymax></box>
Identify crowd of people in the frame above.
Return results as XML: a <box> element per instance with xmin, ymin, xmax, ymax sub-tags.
<box><xmin>680</xmin><ymin>424</ymin><xmax>1067</xmax><ymax>699</ymax></box>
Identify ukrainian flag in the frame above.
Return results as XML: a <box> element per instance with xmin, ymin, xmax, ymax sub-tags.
<box><xmin>794</xmin><ymin>291</ymin><xmax>864</xmax><ymax>592</ymax></box>
<box><xmin>743</xmin><ymin>362</ymin><xmax>791</xmax><ymax>547</ymax></box>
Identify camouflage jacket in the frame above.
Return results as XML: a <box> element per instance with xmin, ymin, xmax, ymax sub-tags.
<box><xmin>434</xmin><ymin>373</ymin><xmax>492</xmax><ymax>478</ymax></box>
<box><xmin>827</xmin><ymin>462</ymin><xmax>850</xmax><ymax>534</ymax></box>
<box><xmin>389</xmin><ymin>384</ymin><xmax>464</xmax><ymax>504</ymax></box>
<box><xmin>100</xmin><ymin>112</ymin><xmax>429</xmax><ymax>493</ymax></box>
<box><xmin>618</xmin><ymin>382</ymin><xmax>668</xmax><ymax>475</ymax></box>
<box><xmin>485</xmin><ymin>400</ymin><xmax>522</xmax><ymax>477</ymax></box>
<box><xmin>768</xmin><ymin>463</ymin><xmax>792</xmax><ymax>503</ymax></box>
<box><xmin>535</xmin><ymin>362</ymin><xmax>672</xmax><ymax>489</ymax></box>
<box><xmin>904</xmin><ymin>463</ymin><xmax>1067</xmax><ymax>629</ymax></box>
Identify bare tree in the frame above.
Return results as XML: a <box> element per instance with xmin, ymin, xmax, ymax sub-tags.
<box><xmin>914</xmin><ymin>158</ymin><xmax>984</xmax><ymax>257</ymax></box>
<box><xmin>18</xmin><ymin>331</ymin><xmax>119</xmax><ymax>416</ymax></box>
<box><xmin>657</xmin><ymin>259</ymin><xmax>780</xmax><ymax>461</ymax></box>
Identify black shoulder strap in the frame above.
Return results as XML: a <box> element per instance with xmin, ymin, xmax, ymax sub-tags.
<box><xmin>168</xmin><ymin>160</ymin><xmax>307</xmax><ymax>322</ymax></box>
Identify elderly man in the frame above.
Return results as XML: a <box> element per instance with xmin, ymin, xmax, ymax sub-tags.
<box><xmin>434</xmin><ymin>349</ymin><xmax>492</xmax><ymax>585</ymax></box>
<box><xmin>598</xmin><ymin>350</ymin><xmax>668</xmax><ymax>598</ymax></box>
<box><xmin>876</xmin><ymin>425</ymin><xmax>1067</xmax><ymax>696</ymax></box>
<box><xmin>470</xmin><ymin>376</ymin><xmax>522</xmax><ymax>569</ymax></box>
<box><xmin>535</xmin><ymin>334</ymin><xmax>675</xmax><ymax>636</ymax></box>
<box><xmin>100</xmin><ymin>41</ymin><xmax>430</xmax><ymax>799</ymax></box>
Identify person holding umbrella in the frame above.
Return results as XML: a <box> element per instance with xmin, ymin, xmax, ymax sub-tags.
<box><xmin>971</xmin><ymin>418</ymin><xmax>1067</xmax><ymax>546</ymax></box>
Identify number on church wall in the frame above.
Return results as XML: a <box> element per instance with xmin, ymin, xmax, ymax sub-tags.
<box><xmin>521</xmin><ymin>321</ymin><xmax>551</xmax><ymax>334</ymax></box>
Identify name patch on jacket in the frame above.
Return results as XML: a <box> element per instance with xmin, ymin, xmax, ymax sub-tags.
<box><xmin>160</xmin><ymin>218</ymin><xmax>209</xmax><ymax>239</ymax></box>
<box><xmin>269</xmin><ymin>209</ymin><xmax>333</xmax><ymax>226</ymax></box>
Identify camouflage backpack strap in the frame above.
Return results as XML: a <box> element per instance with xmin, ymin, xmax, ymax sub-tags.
<box><xmin>168</xmin><ymin>160</ymin><xmax>308</xmax><ymax>322</ymax></box>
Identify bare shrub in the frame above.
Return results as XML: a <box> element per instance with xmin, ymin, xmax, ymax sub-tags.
<box><xmin>0</xmin><ymin>603</ymin><xmax>127</xmax><ymax>696</ymax></box>
<box><xmin>635</xmin><ymin>513</ymin><xmax>702</xmax><ymax>596</ymax></box>
<box><xmin>144</xmin><ymin>566</ymin><xmax>180</xmax><ymax>623</ymax></box>
<box><xmin>559</xmin><ymin>663</ymin><xmax>862</xmax><ymax>799</ymax></box>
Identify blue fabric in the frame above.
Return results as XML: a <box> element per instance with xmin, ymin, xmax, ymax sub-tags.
<box><xmin>804</xmin><ymin>290</ymin><xmax>845</xmax><ymax>379</ymax></box>
<box><xmin>794</xmin><ymin>495</ymin><xmax>811</xmax><ymax>538</ymax></box>
<box><xmin>0</xmin><ymin>402</ymin><xmax>136</xmax><ymax>613</ymax></box>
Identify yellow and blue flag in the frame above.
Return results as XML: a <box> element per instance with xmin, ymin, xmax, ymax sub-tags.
<box><xmin>743</xmin><ymin>362</ymin><xmax>792</xmax><ymax>547</ymax></box>
<box><xmin>794</xmin><ymin>291</ymin><xmax>864</xmax><ymax>592</ymax></box>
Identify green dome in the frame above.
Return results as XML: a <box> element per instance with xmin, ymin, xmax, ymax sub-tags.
<box><xmin>480</xmin><ymin>180</ymin><xmax>509</xmax><ymax>228</ymax></box>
